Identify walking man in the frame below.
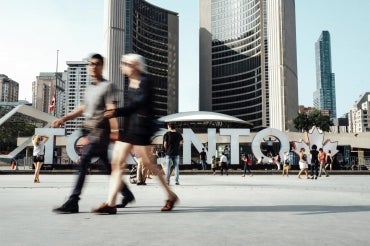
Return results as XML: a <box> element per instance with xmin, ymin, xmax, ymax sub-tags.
<box><xmin>163</xmin><ymin>122</ymin><xmax>183</xmax><ymax>185</ymax></box>
<box><xmin>52</xmin><ymin>53</ymin><xmax>134</xmax><ymax>213</ymax></box>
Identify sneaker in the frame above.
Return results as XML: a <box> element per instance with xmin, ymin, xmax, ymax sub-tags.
<box><xmin>116</xmin><ymin>194</ymin><xmax>135</xmax><ymax>208</ymax></box>
<box><xmin>91</xmin><ymin>203</ymin><xmax>117</xmax><ymax>214</ymax></box>
<box><xmin>52</xmin><ymin>200</ymin><xmax>79</xmax><ymax>214</ymax></box>
<box><xmin>175</xmin><ymin>182</ymin><xmax>180</xmax><ymax>185</ymax></box>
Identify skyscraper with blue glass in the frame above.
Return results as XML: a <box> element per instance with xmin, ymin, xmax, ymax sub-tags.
<box><xmin>313</xmin><ymin>31</ymin><xmax>336</xmax><ymax>119</ymax></box>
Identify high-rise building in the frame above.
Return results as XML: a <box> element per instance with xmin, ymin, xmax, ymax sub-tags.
<box><xmin>348</xmin><ymin>92</ymin><xmax>370</xmax><ymax>133</ymax></box>
<box><xmin>32</xmin><ymin>72</ymin><xmax>65</xmax><ymax>118</ymax></box>
<box><xmin>199</xmin><ymin>0</ymin><xmax>298</xmax><ymax>131</ymax></box>
<box><xmin>0</xmin><ymin>74</ymin><xmax>19</xmax><ymax>102</ymax></box>
<box><xmin>64</xmin><ymin>61</ymin><xmax>90</xmax><ymax>135</ymax></box>
<box><xmin>104</xmin><ymin>0</ymin><xmax>179</xmax><ymax>122</ymax></box>
<box><xmin>313</xmin><ymin>31</ymin><xmax>336</xmax><ymax>120</ymax></box>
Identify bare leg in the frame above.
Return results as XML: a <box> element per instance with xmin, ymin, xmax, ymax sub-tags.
<box><xmin>297</xmin><ymin>169</ymin><xmax>303</xmax><ymax>178</ymax></box>
<box><xmin>135</xmin><ymin>146</ymin><xmax>177</xmax><ymax>200</ymax></box>
<box><xmin>34</xmin><ymin>162</ymin><xmax>43</xmax><ymax>182</ymax></box>
<box><xmin>107</xmin><ymin>142</ymin><xmax>132</xmax><ymax>206</ymax></box>
<box><xmin>305</xmin><ymin>169</ymin><xmax>309</xmax><ymax>178</ymax></box>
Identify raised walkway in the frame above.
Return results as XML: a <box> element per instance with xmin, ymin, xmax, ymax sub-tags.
<box><xmin>1</xmin><ymin>174</ymin><xmax>370</xmax><ymax>246</ymax></box>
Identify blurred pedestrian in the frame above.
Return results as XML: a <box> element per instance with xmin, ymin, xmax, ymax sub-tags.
<box><xmin>91</xmin><ymin>53</ymin><xmax>178</xmax><ymax>214</ymax></box>
<box><xmin>52</xmin><ymin>53</ymin><xmax>134</xmax><ymax>214</ymax></box>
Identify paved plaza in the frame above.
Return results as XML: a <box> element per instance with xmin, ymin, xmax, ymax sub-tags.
<box><xmin>1</xmin><ymin>173</ymin><xmax>370</xmax><ymax>246</ymax></box>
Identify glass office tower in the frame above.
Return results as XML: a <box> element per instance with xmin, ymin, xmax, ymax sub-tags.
<box><xmin>314</xmin><ymin>31</ymin><xmax>336</xmax><ymax>120</ymax></box>
<box><xmin>199</xmin><ymin>0</ymin><xmax>298</xmax><ymax>131</ymax></box>
<box><xmin>104</xmin><ymin>0</ymin><xmax>179</xmax><ymax>119</ymax></box>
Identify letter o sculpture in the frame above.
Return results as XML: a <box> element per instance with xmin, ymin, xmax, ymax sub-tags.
<box><xmin>66</xmin><ymin>130</ymin><xmax>99</xmax><ymax>163</ymax></box>
<box><xmin>251</xmin><ymin>128</ymin><xmax>290</xmax><ymax>163</ymax></box>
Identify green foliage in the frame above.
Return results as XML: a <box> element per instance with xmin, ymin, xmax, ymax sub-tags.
<box><xmin>293</xmin><ymin>109</ymin><xmax>334</xmax><ymax>132</ymax></box>
<box><xmin>0</xmin><ymin>122</ymin><xmax>36</xmax><ymax>152</ymax></box>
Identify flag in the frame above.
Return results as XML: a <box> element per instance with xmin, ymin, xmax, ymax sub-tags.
<box><xmin>49</xmin><ymin>93</ymin><xmax>56</xmax><ymax>112</ymax></box>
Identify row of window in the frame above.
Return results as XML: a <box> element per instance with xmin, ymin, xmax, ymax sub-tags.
<box><xmin>134</xmin><ymin>0</ymin><xmax>169</xmax><ymax>23</ymax></box>
<box><xmin>213</xmin><ymin>69</ymin><xmax>260</xmax><ymax>84</ymax></box>
<box><xmin>212</xmin><ymin>56</ymin><xmax>261</xmax><ymax>78</ymax></box>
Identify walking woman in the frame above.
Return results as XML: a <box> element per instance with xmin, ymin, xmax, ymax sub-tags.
<box><xmin>297</xmin><ymin>148</ymin><xmax>309</xmax><ymax>179</ymax></box>
<box><xmin>241</xmin><ymin>154</ymin><xmax>253</xmax><ymax>177</ymax></box>
<box><xmin>92</xmin><ymin>54</ymin><xmax>178</xmax><ymax>214</ymax></box>
<box><xmin>32</xmin><ymin>134</ymin><xmax>49</xmax><ymax>183</ymax></box>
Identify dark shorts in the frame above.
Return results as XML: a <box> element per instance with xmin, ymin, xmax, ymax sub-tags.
<box><xmin>33</xmin><ymin>155</ymin><xmax>44</xmax><ymax>162</ymax></box>
<box><xmin>119</xmin><ymin>133</ymin><xmax>152</xmax><ymax>146</ymax></box>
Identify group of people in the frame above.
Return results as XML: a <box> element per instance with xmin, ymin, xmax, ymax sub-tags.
<box><xmin>297</xmin><ymin>145</ymin><xmax>332</xmax><ymax>179</ymax></box>
<box><xmin>49</xmin><ymin>53</ymin><xmax>179</xmax><ymax>214</ymax></box>
<box><xmin>30</xmin><ymin>53</ymin><xmax>336</xmax><ymax>215</ymax></box>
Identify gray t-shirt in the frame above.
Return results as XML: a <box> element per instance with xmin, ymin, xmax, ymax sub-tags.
<box><xmin>82</xmin><ymin>79</ymin><xmax>115</xmax><ymax>126</ymax></box>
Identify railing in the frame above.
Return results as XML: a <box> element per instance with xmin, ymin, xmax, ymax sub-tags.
<box><xmin>346</xmin><ymin>156</ymin><xmax>370</xmax><ymax>171</ymax></box>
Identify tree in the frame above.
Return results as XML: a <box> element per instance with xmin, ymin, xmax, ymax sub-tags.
<box><xmin>0</xmin><ymin>122</ymin><xmax>36</xmax><ymax>153</ymax></box>
<box><xmin>293</xmin><ymin>109</ymin><xmax>334</xmax><ymax>132</ymax></box>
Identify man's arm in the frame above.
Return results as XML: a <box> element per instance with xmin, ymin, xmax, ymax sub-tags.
<box><xmin>51</xmin><ymin>105</ymin><xmax>85</xmax><ymax>128</ymax></box>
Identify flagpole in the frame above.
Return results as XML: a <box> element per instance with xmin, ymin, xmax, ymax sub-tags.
<box><xmin>54</xmin><ymin>50</ymin><xmax>59</xmax><ymax>116</ymax></box>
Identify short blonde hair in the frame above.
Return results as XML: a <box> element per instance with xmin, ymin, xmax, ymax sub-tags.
<box><xmin>121</xmin><ymin>53</ymin><xmax>147</xmax><ymax>73</ymax></box>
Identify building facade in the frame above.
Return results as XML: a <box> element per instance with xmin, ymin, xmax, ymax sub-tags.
<box><xmin>0</xmin><ymin>74</ymin><xmax>19</xmax><ymax>102</ymax></box>
<box><xmin>104</xmin><ymin>0</ymin><xmax>179</xmax><ymax>123</ymax></box>
<box><xmin>64</xmin><ymin>61</ymin><xmax>90</xmax><ymax>135</ymax></box>
<box><xmin>348</xmin><ymin>92</ymin><xmax>370</xmax><ymax>133</ymax></box>
<box><xmin>32</xmin><ymin>72</ymin><xmax>65</xmax><ymax>118</ymax></box>
<box><xmin>313</xmin><ymin>30</ymin><xmax>336</xmax><ymax>120</ymax></box>
<box><xmin>199</xmin><ymin>0</ymin><xmax>298</xmax><ymax>131</ymax></box>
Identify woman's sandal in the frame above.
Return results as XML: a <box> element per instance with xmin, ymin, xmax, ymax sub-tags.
<box><xmin>161</xmin><ymin>195</ymin><xmax>179</xmax><ymax>212</ymax></box>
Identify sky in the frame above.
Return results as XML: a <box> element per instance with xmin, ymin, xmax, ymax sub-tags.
<box><xmin>0</xmin><ymin>0</ymin><xmax>369</xmax><ymax>117</ymax></box>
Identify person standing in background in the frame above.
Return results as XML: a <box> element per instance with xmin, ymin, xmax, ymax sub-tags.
<box><xmin>210</xmin><ymin>155</ymin><xmax>217</xmax><ymax>175</ymax></box>
<box><xmin>219</xmin><ymin>152</ymin><xmax>228</xmax><ymax>176</ymax></box>
<box><xmin>282</xmin><ymin>151</ymin><xmax>291</xmax><ymax>176</ymax></box>
<box><xmin>325</xmin><ymin>150</ymin><xmax>333</xmax><ymax>172</ymax></box>
<box><xmin>199</xmin><ymin>148</ymin><xmax>207</xmax><ymax>170</ymax></box>
<box><xmin>310</xmin><ymin>144</ymin><xmax>319</xmax><ymax>179</ymax></box>
<box><xmin>32</xmin><ymin>134</ymin><xmax>49</xmax><ymax>183</ymax></box>
<box><xmin>163</xmin><ymin>122</ymin><xmax>183</xmax><ymax>185</ymax></box>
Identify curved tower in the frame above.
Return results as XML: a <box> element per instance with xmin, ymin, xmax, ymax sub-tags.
<box><xmin>200</xmin><ymin>0</ymin><xmax>298</xmax><ymax>131</ymax></box>
<box><xmin>104</xmin><ymin>0</ymin><xmax>179</xmax><ymax>119</ymax></box>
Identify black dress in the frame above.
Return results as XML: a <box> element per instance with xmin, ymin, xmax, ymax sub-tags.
<box><xmin>115</xmin><ymin>77</ymin><xmax>157</xmax><ymax>146</ymax></box>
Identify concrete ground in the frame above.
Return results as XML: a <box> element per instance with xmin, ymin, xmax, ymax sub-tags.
<box><xmin>1</xmin><ymin>173</ymin><xmax>370</xmax><ymax>246</ymax></box>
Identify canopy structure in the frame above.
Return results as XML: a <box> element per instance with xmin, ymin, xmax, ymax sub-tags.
<box><xmin>158</xmin><ymin>111</ymin><xmax>253</xmax><ymax>133</ymax></box>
